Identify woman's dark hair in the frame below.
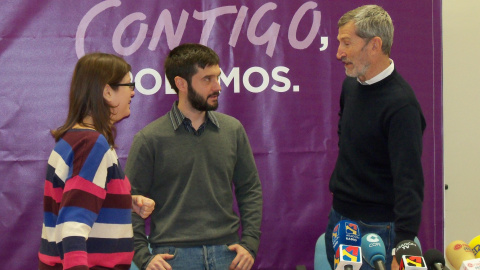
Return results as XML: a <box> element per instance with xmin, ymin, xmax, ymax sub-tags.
<box><xmin>52</xmin><ymin>52</ymin><xmax>131</xmax><ymax>146</ymax></box>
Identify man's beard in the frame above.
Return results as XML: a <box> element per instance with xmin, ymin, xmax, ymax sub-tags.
<box><xmin>344</xmin><ymin>43</ymin><xmax>370</xmax><ymax>79</ymax></box>
<box><xmin>188</xmin><ymin>83</ymin><xmax>219</xmax><ymax>111</ymax></box>
<box><xmin>344</xmin><ymin>61</ymin><xmax>370</xmax><ymax>79</ymax></box>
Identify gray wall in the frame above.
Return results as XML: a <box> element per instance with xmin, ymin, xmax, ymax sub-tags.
<box><xmin>443</xmin><ymin>0</ymin><xmax>480</xmax><ymax>258</ymax></box>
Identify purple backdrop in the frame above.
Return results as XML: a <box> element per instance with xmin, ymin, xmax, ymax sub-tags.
<box><xmin>0</xmin><ymin>1</ymin><xmax>442</xmax><ymax>269</ymax></box>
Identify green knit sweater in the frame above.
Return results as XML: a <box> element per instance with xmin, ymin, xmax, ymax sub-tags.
<box><xmin>125</xmin><ymin>105</ymin><xmax>262</xmax><ymax>268</ymax></box>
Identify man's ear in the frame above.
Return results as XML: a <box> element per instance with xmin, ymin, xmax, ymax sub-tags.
<box><xmin>371</xmin><ymin>36</ymin><xmax>383</xmax><ymax>53</ymax></box>
<box><xmin>103</xmin><ymin>84</ymin><xmax>113</xmax><ymax>102</ymax></box>
<box><xmin>174</xmin><ymin>76</ymin><xmax>188</xmax><ymax>93</ymax></box>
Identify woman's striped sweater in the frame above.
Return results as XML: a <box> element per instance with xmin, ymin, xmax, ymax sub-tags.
<box><xmin>38</xmin><ymin>129</ymin><xmax>133</xmax><ymax>270</ymax></box>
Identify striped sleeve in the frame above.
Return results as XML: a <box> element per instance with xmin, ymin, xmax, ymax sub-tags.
<box><xmin>55</xmin><ymin>135</ymin><xmax>111</xmax><ymax>268</ymax></box>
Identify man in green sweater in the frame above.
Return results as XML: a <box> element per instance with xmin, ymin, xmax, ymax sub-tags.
<box><xmin>325</xmin><ymin>5</ymin><xmax>426</xmax><ymax>270</ymax></box>
<box><xmin>125</xmin><ymin>43</ymin><xmax>262</xmax><ymax>270</ymax></box>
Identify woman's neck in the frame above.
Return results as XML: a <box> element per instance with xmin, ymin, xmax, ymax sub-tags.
<box><xmin>73</xmin><ymin>116</ymin><xmax>96</xmax><ymax>130</ymax></box>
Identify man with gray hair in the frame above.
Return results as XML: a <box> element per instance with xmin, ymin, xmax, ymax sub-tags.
<box><xmin>325</xmin><ymin>5</ymin><xmax>426</xmax><ymax>269</ymax></box>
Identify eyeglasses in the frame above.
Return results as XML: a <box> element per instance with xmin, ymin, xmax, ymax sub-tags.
<box><xmin>110</xmin><ymin>82</ymin><xmax>135</xmax><ymax>89</ymax></box>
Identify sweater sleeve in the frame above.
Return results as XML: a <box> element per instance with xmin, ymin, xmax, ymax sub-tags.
<box><xmin>387</xmin><ymin>104</ymin><xmax>425</xmax><ymax>246</ymax></box>
<box><xmin>125</xmin><ymin>132</ymin><xmax>155</xmax><ymax>269</ymax></box>
<box><xmin>55</xmin><ymin>137</ymin><xmax>110</xmax><ymax>269</ymax></box>
<box><xmin>232</xmin><ymin>125</ymin><xmax>263</xmax><ymax>258</ymax></box>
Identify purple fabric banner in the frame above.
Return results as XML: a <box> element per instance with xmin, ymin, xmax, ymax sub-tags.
<box><xmin>0</xmin><ymin>1</ymin><xmax>442</xmax><ymax>269</ymax></box>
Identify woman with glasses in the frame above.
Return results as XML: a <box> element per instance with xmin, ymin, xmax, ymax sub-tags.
<box><xmin>38</xmin><ymin>52</ymin><xmax>154</xmax><ymax>270</ymax></box>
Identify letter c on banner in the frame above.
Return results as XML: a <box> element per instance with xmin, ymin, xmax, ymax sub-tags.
<box><xmin>76</xmin><ymin>0</ymin><xmax>121</xmax><ymax>58</ymax></box>
<box><xmin>112</xmin><ymin>13</ymin><xmax>148</xmax><ymax>56</ymax></box>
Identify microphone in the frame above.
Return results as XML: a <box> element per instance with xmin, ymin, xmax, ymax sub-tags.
<box><xmin>424</xmin><ymin>249</ymin><xmax>449</xmax><ymax>270</ymax></box>
<box><xmin>335</xmin><ymin>245</ymin><xmax>363</xmax><ymax>270</ymax></box>
<box><xmin>468</xmin><ymin>235</ymin><xmax>480</xmax><ymax>258</ymax></box>
<box><xmin>332</xmin><ymin>220</ymin><xmax>362</xmax><ymax>270</ymax></box>
<box><xmin>459</xmin><ymin>258</ymin><xmax>480</xmax><ymax>270</ymax></box>
<box><xmin>395</xmin><ymin>240</ymin><xmax>427</xmax><ymax>270</ymax></box>
<box><xmin>332</xmin><ymin>220</ymin><xmax>361</xmax><ymax>252</ymax></box>
<box><xmin>361</xmin><ymin>233</ymin><xmax>386</xmax><ymax>270</ymax></box>
<box><xmin>445</xmin><ymin>240</ymin><xmax>475</xmax><ymax>270</ymax></box>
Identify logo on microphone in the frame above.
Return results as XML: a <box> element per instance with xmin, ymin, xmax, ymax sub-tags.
<box><xmin>342</xmin><ymin>246</ymin><xmax>361</xmax><ymax>262</ymax></box>
<box><xmin>405</xmin><ymin>256</ymin><xmax>425</xmax><ymax>267</ymax></box>
<box><xmin>346</xmin><ymin>223</ymin><xmax>359</xmax><ymax>235</ymax></box>
<box><xmin>344</xmin><ymin>222</ymin><xmax>360</xmax><ymax>243</ymax></box>
<box><xmin>400</xmin><ymin>255</ymin><xmax>426</xmax><ymax>270</ymax></box>
<box><xmin>454</xmin><ymin>243</ymin><xmax>474</xmax><ymax>253</ymax></box>
<box><xmin>333</xmin><ymin>224</ymin><xmax>339</xmax><ymax>239</ymax></box>
<box><xmin>366</xmin><ymin>234</ymin><xmax>380</xmax><ymax>242</ymax></box>
<box><xmin>363</xmin><ymin>233</ymin><xmax>384</xmax><ymax>249</ymax></box>
<box><xmin>396</xmin><ymin>241</ymin><xmax>418</xmax><ymax>252</ymax></box>
<box><xmin>334</xmin><ymin>248</ymin><xmax>340</xmax><ymax>269</ymax></box>
<box><xmin>472</xmin><ymin>244</ymin><xmax>480</xmax><ymax>255</ymax></box>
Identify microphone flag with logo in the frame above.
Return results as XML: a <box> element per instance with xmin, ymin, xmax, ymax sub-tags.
<box><xmin>332</xmin><ymin>220</ymin><xmax>362</xmax><ymax>270</ymax></box>
<box><xmin>332</xmin><ymin>220</ymin><xmax>361</xmax><ymax>252</ymax></box>
<box><xmin>395</xmin><ymin>240</ymin><xmax>427</xmax><ymax>270</ymax></box>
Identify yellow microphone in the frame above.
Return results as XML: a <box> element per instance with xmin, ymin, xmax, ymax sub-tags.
<box><xmin>468</xmin><ymin>235</ymin><xmax>480</xmax><ymax>259</ymax></box>
<box><xmin>445</xmin><ymin>240</ymin><xmax>475</xmax><ymax>270</ymax></box>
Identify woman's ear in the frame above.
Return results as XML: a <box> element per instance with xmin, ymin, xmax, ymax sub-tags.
<box><xmin>103</xmin><ymin>84</ymin><xmax>113</xmax><ymax>102</ymax></box>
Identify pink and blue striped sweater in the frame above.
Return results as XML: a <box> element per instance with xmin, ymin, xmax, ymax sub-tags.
<box><xmin>38</xmin><ymin>129</ymin><xmax>133</xmax><ymax>270</ymax></box>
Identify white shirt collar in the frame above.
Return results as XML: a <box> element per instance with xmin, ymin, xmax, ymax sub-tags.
<box><xmin>358</xmin><ymin>59</ymin><xmax>394</xmax><ymax>85</ymax></box>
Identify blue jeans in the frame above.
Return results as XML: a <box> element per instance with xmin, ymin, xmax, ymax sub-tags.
<box><xmin>325</xmin><ymin>208</ymin><xmax>395</xmax><ymax>270</ymax></box>
<box><xmin>151</xmin><ymin>245</ymin><xmax>237</xmax><ymax>270</ymax></box>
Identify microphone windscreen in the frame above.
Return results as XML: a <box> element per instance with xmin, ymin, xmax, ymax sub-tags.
<box><xmin>423</xmin><ymin>249</ymin><xmax>445</xmax><ymax>269</ymax></box>
<box><xmin>395</xmin><ymin>240</ymin><xmax>422</xmax><ymax>263</ymax></box>
<box><xmin>469</xmin><ymin>235</ymin><xmax>480</xmax><ymax>258</ymax></box>
<box><xmin>361</xmin><ymin>233</ymin><xmax>386</xmax><ymax>265</ymax></box>
<box><xmin>332</xmin><ymin>220</ymin><xmax>361</xmax><ymax>252</ymax></box>
<box><xmin>445</xmin><ymin>240</ymin><xmax>475</xmax><ymax>270</ymax></box>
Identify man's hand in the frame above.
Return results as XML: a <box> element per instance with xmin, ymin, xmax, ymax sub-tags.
<box><xmin>391</xmin><ymin>256</ymin><xmax>399</xmax><ymax>270</ymax></box>
<box><xmin>146</xmin><ymin>254</ymin><xmax>174</xmax><ymax>270</ymax></box>
<box><xmin>132</xmin><ymin>195</ymin><xmax>155</xmax><ymax>219</ymax></box>
<box><xmin>228</xmin><ymin>244</ymin><xmax>254</xmax><ymax>270</ymax></box>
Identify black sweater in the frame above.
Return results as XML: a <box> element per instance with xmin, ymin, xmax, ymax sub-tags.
<box><xmin>329</xmin><ymin>69</ymin><xmax>426</xmax><ymax>245</ymax></box>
